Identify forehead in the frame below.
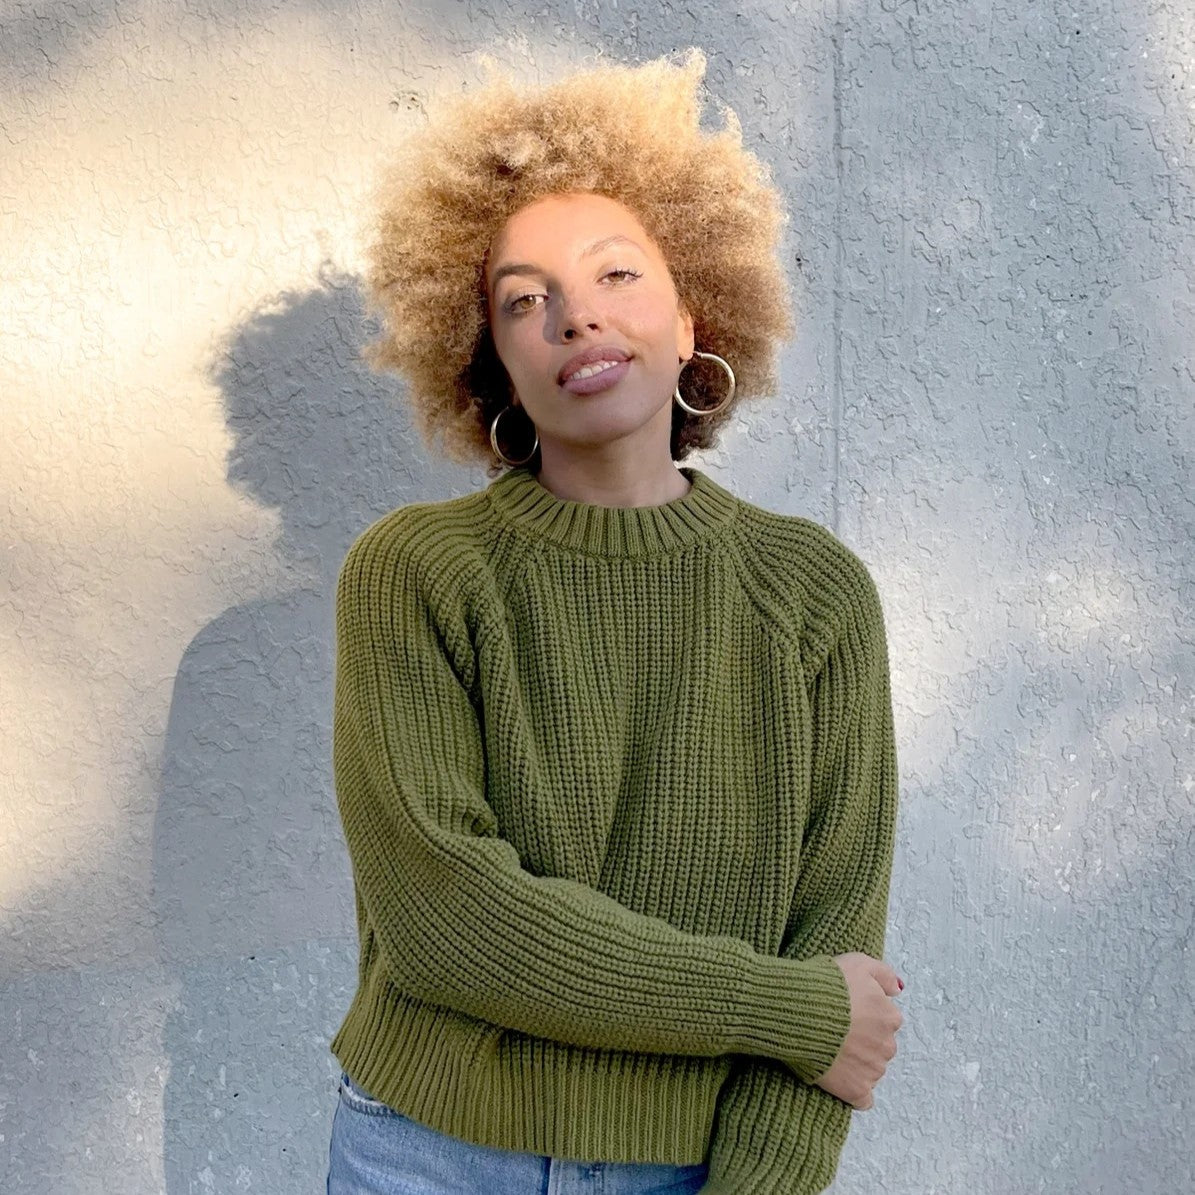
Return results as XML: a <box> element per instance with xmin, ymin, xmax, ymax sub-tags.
<box><xmin>487</xmin><ymin>192</ymin><xmax>654</xmax><ymax>264</ymax></box>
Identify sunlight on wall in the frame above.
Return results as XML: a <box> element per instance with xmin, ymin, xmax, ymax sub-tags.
<box><xmin>0</xmin><ymin>8</ymin><xmax>572</xmax><ymax>963</ymax></box>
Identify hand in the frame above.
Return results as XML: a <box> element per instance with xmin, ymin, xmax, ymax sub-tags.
<box><xmin>812</xmin><ymin>952</ymin><xmax>903</xmax><ymax>1110</ymax></box>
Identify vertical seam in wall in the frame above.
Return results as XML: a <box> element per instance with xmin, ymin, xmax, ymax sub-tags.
<box><xmin>831</xmin><ymin>0</ymin><xmax>844</xmax><ymax>538</ymax></box>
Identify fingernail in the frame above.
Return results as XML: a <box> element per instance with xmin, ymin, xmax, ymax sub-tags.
<box><xmin>897</xmin><ymin>978</ymin><xmax>904</xmax><ymax>990</ymax></box>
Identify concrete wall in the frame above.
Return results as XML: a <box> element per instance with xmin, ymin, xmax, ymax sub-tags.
<box><xmin>2</xmin><ymin>1</ymin><xmax>1191</xmax><ymax>1191</ymax></box>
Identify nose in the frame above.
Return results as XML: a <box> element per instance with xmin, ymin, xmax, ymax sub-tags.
<box><xmin>557</xmin><ymin>290</ymin><xmax>602</xmax><ymax>340</ymax></box>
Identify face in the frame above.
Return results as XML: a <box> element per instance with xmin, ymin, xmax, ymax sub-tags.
<box><xmin>483</xmin><ymin>191</ymin><xmax>695</xmax><ymax>458</ymax></box>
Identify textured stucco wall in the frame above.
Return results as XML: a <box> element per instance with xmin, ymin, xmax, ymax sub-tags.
<box><xmin>2</xmin><ymin>1</ymin><xmax>1192</xmax><ymax>1192</ymax></box>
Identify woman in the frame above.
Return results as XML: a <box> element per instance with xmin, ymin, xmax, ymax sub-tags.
<box><xmin>326</xmin><ymin>47</ymin><xmax>904</xmax><ymax>1195</ymax></box>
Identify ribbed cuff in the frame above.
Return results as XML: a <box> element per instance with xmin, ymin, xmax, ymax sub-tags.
<box><xmin>735</xmin><ymin>953</ymin><xmax>852</xmax><ymax>1084</ymax></box>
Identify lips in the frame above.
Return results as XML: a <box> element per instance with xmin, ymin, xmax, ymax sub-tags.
<box><xmin>557</xmin><ymin>345</ymin><xmax>632</xmax><ymax>386</ymax></box>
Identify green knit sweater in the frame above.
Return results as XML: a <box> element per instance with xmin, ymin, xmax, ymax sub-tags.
<box><xmin>328</xmin><ymin>462</ymin><xmax>900</xmax><ymax>1194</ymax></box>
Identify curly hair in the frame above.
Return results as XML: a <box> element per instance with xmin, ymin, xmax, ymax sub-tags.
<box><xmin>359</xmin><ymin>46</ymin><xmax>795</xmax><ymax>476</ymax></box>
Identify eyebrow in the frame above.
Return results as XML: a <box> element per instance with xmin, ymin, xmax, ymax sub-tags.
<box><xmin>488</xmin><ymin>234</ymin><xmax>646</xmax><ymax>290</ymax></box>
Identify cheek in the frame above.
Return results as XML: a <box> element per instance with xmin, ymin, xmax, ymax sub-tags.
<box><xmin>619</xmin><ymin>293</ymin><xmax>678</xmax><ymax>342</ymax></box>
<box><xmin>493</xmin><ymin>321</ymin><xmax>542</xmax><ymax>372</ymax></box>
<box><xmin>640</xmin><ymin>307</ymin><xmax>686</xmax><ymax>361</ymax></box>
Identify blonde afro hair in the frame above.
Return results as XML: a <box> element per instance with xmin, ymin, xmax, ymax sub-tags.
<box><xmin>359</xmin><ymin>46</ymin><xmax>796</xmax><ymax>475</ymax></box>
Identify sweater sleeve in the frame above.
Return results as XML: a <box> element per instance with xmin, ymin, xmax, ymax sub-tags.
<box><xmin>701</xmin><ymin>560</ymin><xmax>900</xmax><ymax>1194</ymax></box>
<box><xmin>331</xmin><ymin>522</ymin><xmax>852</xmax><ymax>1078</ymax></box>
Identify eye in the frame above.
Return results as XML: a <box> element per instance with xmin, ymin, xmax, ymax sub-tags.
<box><xmin>505</xmin><ymin>290</ymin><xmax>542</xmax><ymax>314</ymax></box>
<box><xmin>502</xmin><ymin>267</ymin><xmax>643</xmax><ymax>316</ymax></box>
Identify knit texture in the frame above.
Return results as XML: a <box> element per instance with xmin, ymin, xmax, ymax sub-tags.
<box><xmin>328</xmin><ymin>463</ymin><xmax>900</xmax><ymax>1194</ymax></box>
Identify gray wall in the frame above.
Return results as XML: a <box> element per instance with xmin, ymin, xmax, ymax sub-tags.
<box><xmin>2</xmin><ymin>1</ymin><xmax>1191</xmax><ymax>1191</ymax></box>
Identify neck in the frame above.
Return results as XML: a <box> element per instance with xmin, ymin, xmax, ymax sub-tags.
<box><xmin>532</xmin><ymin>459</ymin><xmax>693</xmax><ymax>509</ymax></box>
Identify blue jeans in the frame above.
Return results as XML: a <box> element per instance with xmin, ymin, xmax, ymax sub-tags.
<box><xmin>326</xmin><ymin>1069</ymin><xmax>710</xmax><ymax>1194</ymax></box>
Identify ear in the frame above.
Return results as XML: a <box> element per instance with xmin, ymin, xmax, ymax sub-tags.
<box><xmin>676</xmin><ymin>300</ymin><xmax>696</xmax><ymax>361</ymax></box>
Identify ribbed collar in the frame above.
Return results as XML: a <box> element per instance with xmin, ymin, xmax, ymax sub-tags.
<box><xmin>485</xmin><ymin>464</ymin><xmax>740</xmax><ymax>558</ymax></box>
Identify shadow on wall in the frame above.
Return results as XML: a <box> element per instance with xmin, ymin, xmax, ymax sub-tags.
<box><xmin>149</xmin><ymin>262</ymin><xmax>480</xmax><ymax>1189</ymax></box>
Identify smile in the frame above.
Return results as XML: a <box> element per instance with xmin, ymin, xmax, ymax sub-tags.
<box><xmin>564</xmin><ymin>360</ymin><xmax>623</xmax><ymax>383</ymax></box>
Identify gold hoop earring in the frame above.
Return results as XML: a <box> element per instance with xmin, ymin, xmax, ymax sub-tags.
<box><xmin>674</xmin><ymin>349</ymin><xmax>735</xmax><ymax>416</ymax></box>
<box><xmin>490</xmin><ymin>404</ymin><xmax>539</xmax><ymax>467</ymax></box>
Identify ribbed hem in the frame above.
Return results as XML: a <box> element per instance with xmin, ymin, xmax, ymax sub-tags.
<box><xmin>484</xmin><ymin>464</ymin><xmax>740</xmax><ymax>558</ymax></box>
<box><xmin>330</xmin><ymin>974</ymin><xmax>727</xmax><ymax>1164</ymax></box>
<box><xmin>702</xmin><ymin>1062</ymin><xmax>852</xmax><ymax>1194</ymax></box>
